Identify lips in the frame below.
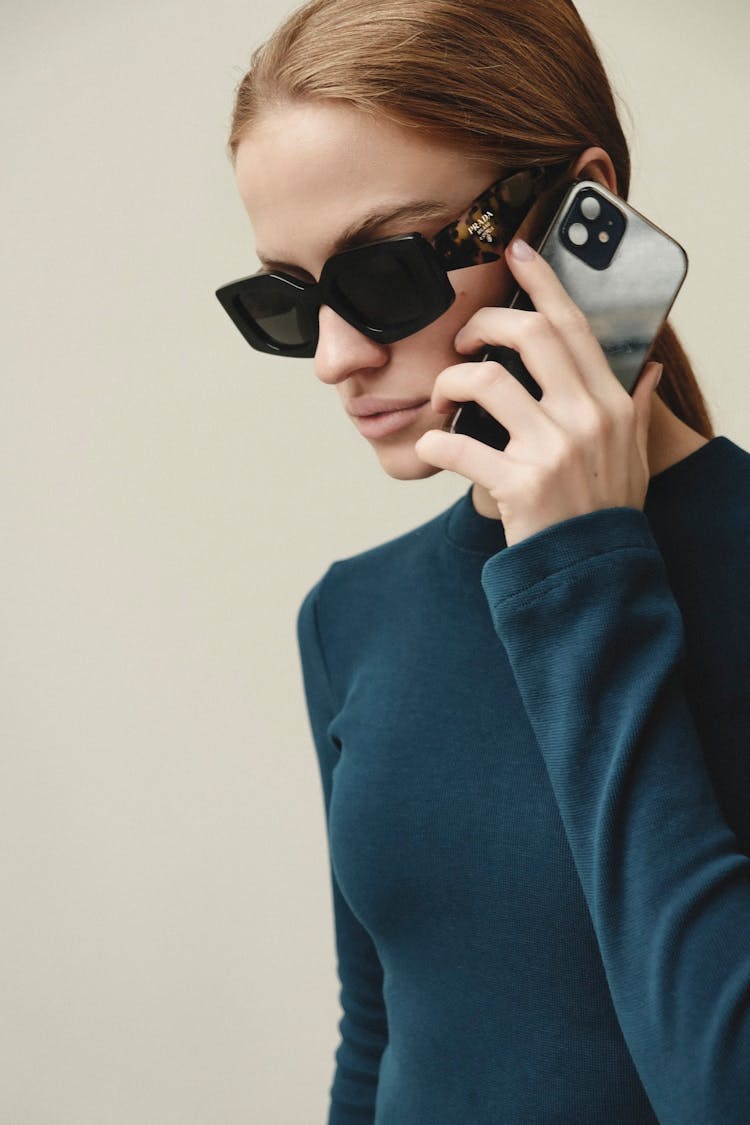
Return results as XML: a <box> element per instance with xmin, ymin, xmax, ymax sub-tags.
<box><xmin>349</xmin><ymin>400</ymin><xmax>430</xmax><ymax>439</ymax></box>
<box><xmin>346</xmin><ymin>395</ymin><xmax>430</xmax><ymax>418</ymax></box>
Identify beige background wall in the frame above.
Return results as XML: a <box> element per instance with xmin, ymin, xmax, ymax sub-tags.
<box><xmin>2</xmin><ymin>1</ymin><xmax>748</xmax><ymax>1121</ymax></box>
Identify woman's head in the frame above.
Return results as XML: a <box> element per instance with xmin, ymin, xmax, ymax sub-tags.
<box><xmin>224</xmin><ymin>0</ymin><xmax>714</xmax><ymax>478</ymax></box>
<box><xmin>228</xmin><ymin>0</ymin><xmax>630</xmax><ymax>188</ymax></box>
<box><xmin>234</xmin><ymin>100</ymin><xmax>617</xmax><ymax>479</ymax></box>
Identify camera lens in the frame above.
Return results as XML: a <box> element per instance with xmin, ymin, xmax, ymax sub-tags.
<box><xmin>568</xmin><ymin>222</ymin><xmax>588</xmax><ymax>246</ymax></box>
<box><xmin>581</xmin><ymin>195</ymin><xmax>601</xmax><ymax>220</ymax></box>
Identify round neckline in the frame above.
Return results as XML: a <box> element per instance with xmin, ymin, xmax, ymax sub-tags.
<box><xmin>444</xmin><ymin>435</ymin><xmax>729</xmax><ymax>554</ymax></box>
<box><xmin>445</xmin><ymin>488</ymin><xmax>508</xmax><ymax>554</ymax></box>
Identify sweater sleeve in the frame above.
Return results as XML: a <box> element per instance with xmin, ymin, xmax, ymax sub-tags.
<box><xmin>480</xmin><ymin>505</ymin><xmax>750</xmax><ymax>1125</ymax></box>
<box><xmin>297</xmin><ymin>577</ymin><xmax>388</xmax><ymax>1124</ymax></box>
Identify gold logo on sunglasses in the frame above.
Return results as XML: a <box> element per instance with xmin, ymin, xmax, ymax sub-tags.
<box><xmin>467</xmin><ymin>209</ymin><xmax>497</xmax><ymax>244</ymax></box>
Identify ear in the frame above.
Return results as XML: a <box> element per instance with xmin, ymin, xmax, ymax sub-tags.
<box><xmin>571</xmin><ymin>146</ymin><xmax>618</xmax><ymax>195</ymax></box>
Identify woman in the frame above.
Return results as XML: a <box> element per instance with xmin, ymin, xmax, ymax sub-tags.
<box><xmin>216</xmin><ymin>1</ymin><xmax>750</xmax><ymax>1121</ymax></box>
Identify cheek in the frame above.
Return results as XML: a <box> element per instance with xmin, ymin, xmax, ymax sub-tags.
<box><xmin>418</xmin><ymin>260</ymin><xmax>512</xmax><ymax>362</ymax></box>
<box><xmin>451</xmin><ymin>258</ymin><xmax>514</xmax><ymax>320</ymax></box>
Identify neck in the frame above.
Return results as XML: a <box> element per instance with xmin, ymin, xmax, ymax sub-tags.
<box><xmin>471</xmin><ymin>392</ymin><xmax>710</xmax><ymax>520</ymax></box>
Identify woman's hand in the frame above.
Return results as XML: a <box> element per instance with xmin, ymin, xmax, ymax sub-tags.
<box><xmin>414</xmin><ymin>238</ymin><xmax>663</xmax><ymax>550</ymax></box>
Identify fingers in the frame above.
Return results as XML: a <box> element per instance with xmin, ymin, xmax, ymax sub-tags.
<box><xmin>416</xmin><ymin>239</ymin><xmax>656</xmax><ymax>541</ymax></box>
<box><xmin>505</xmin><ymin>239</ymin><xmax>605</xmax><ymax>375</ymax></box>
<box><xmin>454</xmin><ymin>307</ymin><xmax>582</xmax><ymax>400</ymax></box>
<box><xmin>414</xmin><ymin>425</ymin><xmax>525</xmax><ymax>493</ymax></box>
<box><xmin>455</xmin><ymin>239</ymin><xmax>623</xmax><ymax>404</ymax></box>
<box><xmin>431</xmin><ymin>360</ymin><xmax>559</xmax><ymax>448</ymax></box>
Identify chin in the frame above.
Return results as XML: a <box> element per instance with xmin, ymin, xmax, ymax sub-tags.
<box><xmin>371</xmin><ymin>443</ymin><xmax>443</xmax><ymax>481</ymax></box>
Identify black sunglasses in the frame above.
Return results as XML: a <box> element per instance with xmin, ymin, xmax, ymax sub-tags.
<box><xmin>215</xmin><ymin>161</ymin><xmax>571</xmax><ymax>358</ymax></box>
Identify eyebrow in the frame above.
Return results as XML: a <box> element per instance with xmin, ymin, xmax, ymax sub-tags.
<box><xmin>255</xmin><ymin>198</ymin><xmax>455</xmax><ymax>274</ymax></box>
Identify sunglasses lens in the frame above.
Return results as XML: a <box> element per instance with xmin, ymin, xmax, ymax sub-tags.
<box><xmin>332</xmin><ymin>245</ymin><xmax>427</xmax><ymax>330</ymax></box>
<box><xmin>217</xmin><ymin>236</ymin><xmax>454</xmax><ymax>355</ymax></box>
<box><xmin>235</xmin><ymin>277</ymin><xmax>316</xmax><ymax>349</ymax></box>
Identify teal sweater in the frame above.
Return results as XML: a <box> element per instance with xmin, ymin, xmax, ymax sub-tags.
<box><xmin>297</xmin><ymin>435</ymin><xmax>750</xmax><ymax>1124</ymax></box>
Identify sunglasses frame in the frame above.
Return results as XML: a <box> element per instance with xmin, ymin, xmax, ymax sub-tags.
<box><xmin>215</xmin><ymin>160</ymin><xmax>572</xmax><ymax>358</ymax></box>
<box><xmin>215</xmin><ymin>233</ymin><xmax>456</xmax><ymax>358</ymax></box>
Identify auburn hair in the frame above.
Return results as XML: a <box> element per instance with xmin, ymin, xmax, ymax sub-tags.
<box><xmin>227</xmin><ymin>0</ymin><xmax>714</xmax><ymax>438</ymax></box>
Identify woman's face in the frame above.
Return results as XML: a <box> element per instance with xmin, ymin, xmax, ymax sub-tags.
<box><xmin>234</xmin><ymin>100</ymin><xmax>524</xmax><ymax>481</ymax></box>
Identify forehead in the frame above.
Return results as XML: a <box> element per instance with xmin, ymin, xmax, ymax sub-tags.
<box><xmin>234</xmin><ymin>101</ymin><xmax>493</xmax><ymax>267</ymax></box>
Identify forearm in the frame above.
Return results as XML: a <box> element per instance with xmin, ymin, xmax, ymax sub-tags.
<box><xmin>483</xmin><ymin>506</ymin><xmax>750</xmax><ymax>1125</ymax></box>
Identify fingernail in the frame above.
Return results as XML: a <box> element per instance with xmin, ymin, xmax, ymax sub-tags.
<box><xmin>511</xmin><ymin>238</ymin><xmax>534</xmax><ymax>261</ymax></box>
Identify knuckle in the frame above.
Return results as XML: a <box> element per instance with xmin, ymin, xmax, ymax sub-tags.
<box><xmin>524</xmin><ymin>311</ymin><xmax>548</xmax><ymax>339</ymax></box>
<box><xmin>587</xmin><ymin>416</ymin><xmax>607</xmax><ymax>444</ymax></box>
<box><xmin>552</xmin><ymin>433</ymin><xmax>578</xmax><ymax>470</ymax></box>
<box><xmin>476</xmin><ymin>360</ymin><xmax>507</xmax><ymax>388</ymax></box>
<box><xmin>541</xmin><ymin>426</ymin><xmax>585</xmax><ymax>474</ymax></box>
<box><xmin>448</xmin><ymin>433</ymin><xmax>475</xmax><ymax>464</ymax></box>
<box><xmin>578</xmin><ymin>405</ymin><xmax>609</xmax><ymax>443</ymax></box>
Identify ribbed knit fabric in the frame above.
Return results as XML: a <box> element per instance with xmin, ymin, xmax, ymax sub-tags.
<box><xmin>297</xmin><ymin>435</ymin><xmax>750</xmax><ymax>1124</ymax></box>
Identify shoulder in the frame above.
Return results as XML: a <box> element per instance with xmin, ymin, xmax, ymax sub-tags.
<box><xmin>701</xmin><ymin>436</ymin><xmax>750</xmax><ymax>538</ymax></box>
<box><xmin>650</xmin><ymin>434</ymin><xmax>750</xmax><ymax>635</ymax></box>
<box><xmin>709</xmin><ymin>433</ymin><xmax>750</xmax><ymax>477</ymax></box>
<box><xmin>649</xmin><ymin>435</ymin><xmax>750</xmax><ymax>539</ymax></box>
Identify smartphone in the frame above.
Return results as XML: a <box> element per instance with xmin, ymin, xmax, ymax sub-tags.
<box><xmin>447</xmin><ymin>179</ymin><xmax>689</xmax><ymax>451</ymax></box>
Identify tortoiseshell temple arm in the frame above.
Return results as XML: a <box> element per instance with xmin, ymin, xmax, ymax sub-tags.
<box><xmin>431</xmin><ymin>164</ymin><xmax>570</xmax><ymax>271</ymax></box>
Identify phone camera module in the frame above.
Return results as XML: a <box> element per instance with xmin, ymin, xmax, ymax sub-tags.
<box><xmin>562</xmin><ymin>189</ymin><xmax>625</xmax><ymax>270</ymax></box>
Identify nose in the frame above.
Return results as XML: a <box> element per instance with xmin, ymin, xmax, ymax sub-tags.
<box><xmin>314</xmin><ymin>305</ymin><xmax>390</xmax><ymax>385</ymax></box>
